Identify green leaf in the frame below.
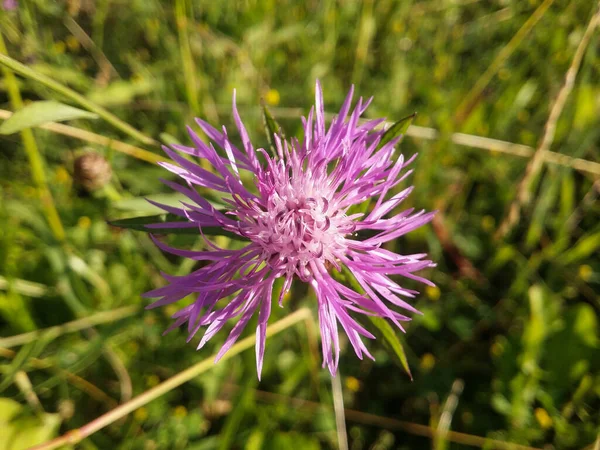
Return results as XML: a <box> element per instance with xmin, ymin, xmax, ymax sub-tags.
<box><xmin>572</xmin><ymin>303</ymin><xmax>599</xmax><ymax>348</ymax></box>
<box><xmin>0</xmin><ymin>399</ymin><xmax>62</xmax><ymax>450</ymax></box>
<box><xmin>347</xmin><ymin>112</ymin><xmax>416</xmax><ymax>217</ymax></box>
<box><xmin>262</xmin><ymin>102</ymin><xmax>286</xmax><ymax>155</ymax></box>
<box><xmin>87</xmin><ymin>79</ymin><xmax>154</xmax><ymax>107</ymax></box>
<box><xmin>109</xmin><ymin>213</ymin><xmax>190</xmax><ymax>232</ymax></box>
<box><xmin>218</xmin><ymin>377</ymin><xmax>257</xmax><ymax>450</ymax></box>
<box><xmin>525</xmin><ymin>175</ymin><xmax>559</xmax><ymax>249</ymax></box>
<box><xmin>0</xmin><ymin>342</ymin><xmax>39</xmax><ymax>393</ymax></box>
<box><xmin>563</xmin><ymin>232</ymin><xmax>600</xmax><ymax>265</ymax></box>
<box><xmin>0</xmin><ymin>399</ymin><xmax>22</xmax><ymax>422</ymax></box>
<box><xmin>378</xmin><ymin>112</ymin><xmax>417</xmax><ymax>149</ymax></box>
<box><xmin>366</xmin><ymin>315</ymin><xmax>413</xmax><ymax>380</ymax></box>
<box><xmin>108</xmin><ymin>213</ymin><xmax>245</xmax><ymax>241</ymax></box>
<box><xmin>159</xmin><ymin>132</ymin><xmax>183</xmax><ymax>146</ymax></box>
<box><xmin>112</xmin><ymin>193</ymin><xmax>227</xmax><ymax>214</ymax></box>
<box><xmin>0</xmin><ymin>414</ymin><xmax>62</xmax><ymax>450</ymax></box>
<box><xmin>245</xmin><ymin>431</ymin><xmax>265</xmax><ymax>450</ymax></box>
<box><xmin>336</xmin><ymin>266</ymin><xmax>413</xmax><ymax>378</ymax></box>
<box><xmin>0</xmin><ymin>101</ymin><xmax>98</xmax><ymax>135</ymax></box>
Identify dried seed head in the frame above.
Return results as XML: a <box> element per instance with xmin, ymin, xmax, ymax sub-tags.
<box><xmin>73</xmin><ymin>152</ymin><xmax>112</xmax><ymax>191</ymax></box>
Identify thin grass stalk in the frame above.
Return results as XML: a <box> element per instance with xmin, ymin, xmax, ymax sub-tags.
<box><xmin>351</xmin><ymin>0</ymin><xmax>375</xmax><ymax>87</ymax></box>
<box><xmin>175</xmin><ymin>0</ymin><xmax>200</xmax><ymax>114</ymax></box>
<box><xmin>222</xmin><ymin>384</ymin><xmax>544</xmax><ymax>450</ymax></box>
<box><xmin>0</xmin><ymin>306</ymin><xmax>139</xmax><ymax>348</ymax></box>
<box><xmin>496</xmin><ymin>2</ymin><xmax>600</xmax><ymax>238</ymax></box>
<box><xmin>0</xmin><ymin>34</ymin><xmax>66</xmax><ymax>242</ymax></box>
<box><xmin>29</xmin><ymin>308</ymin><xmax>312</xmax><ymax>450</ymax></box>
<box><xmin>0</xmin><ymin>109</ymin><xmax>166</xmax><ymax>164</ymax></box>
<box><xmin>0</xmin><ymin>347</ymin><xmax>118</xmax><ymax>407</ymax></box>
<box><xmin>434</xmin><ymin>379</ymin><xmax>464</xmax><ymax>450</ymax></box>
<box><xmin>2</xmin><ymin>107</ymin><xmax>600</xmax><ymax>177</ymax></box>
<box><xmin>454</xmin><ymin>0</ymin><xmax>555</xmax><ymax>123</ymax></box>
<box><xmin>0</xmin><ymin>53</ymin><xmax>155</xmax><ymax>145</ymax></box>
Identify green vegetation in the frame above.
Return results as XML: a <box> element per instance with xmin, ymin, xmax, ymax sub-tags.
<box><xmin>1</xmin><ymin>1</ymin><xmax>599</xmax><ymax>449</ymax></box>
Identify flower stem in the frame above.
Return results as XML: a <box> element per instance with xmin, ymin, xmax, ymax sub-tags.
<box><xmin>0</xmin><ymin>53</ymin><xmax>155</xmax><ymax>146</ymax></box>
<box><xmin>29</xmin><ymin>308</ymin><xmax>312</xmax><ymax>450</ymax></box>
<box><xmin>332</xmin><ymin>371</ymin><xmax>349</xmax><ymax>450</ymax></box>
<box><xmin>0</xmin><ymin>34</ymin><xmax>66</xmax><ymax>242</ymax></box>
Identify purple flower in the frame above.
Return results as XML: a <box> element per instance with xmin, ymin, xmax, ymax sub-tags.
<box><xmin>2</xmin><ymin>0</ymin><xmax>17</xmax><ymax>10</ymax></box>
<box><xmin>145</xmin><ymin>81</ymin><xmax>435</xmax><ymax>377</ymax></box>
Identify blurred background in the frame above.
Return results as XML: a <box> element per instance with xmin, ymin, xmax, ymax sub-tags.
<box><xmin>1</xmin><ymin>0</ymin><xmax>599</xmax><ymax>449</ymax></box>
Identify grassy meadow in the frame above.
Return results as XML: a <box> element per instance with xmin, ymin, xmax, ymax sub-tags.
<box><xmin>1</xmin><ymin>0</ymin><xmax>599</xmax><ymax>449</ymax></box>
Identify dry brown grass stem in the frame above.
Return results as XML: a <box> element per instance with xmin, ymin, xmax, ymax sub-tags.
<box><xmin>496</xmin><ymin>3</ymin><xmax>600</xmax><ymax>239</ymax></box>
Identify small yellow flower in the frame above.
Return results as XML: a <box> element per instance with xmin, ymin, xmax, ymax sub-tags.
<box><xmin>578</xmin><ymin>265</ymin><xmax>592</xmax><ymax>282</ymax></box>
<box><xmin>146</xmin><ymin>375</ymin><xmax>160</xmax><ymax>388</ymax></box>
<box><xmin>498</xmin><ymin>67</ymin><xmax>510</xmax><ymax>81</ymax></box>
<box><xmin>345</xmin><ymin>376</ymin><xmax>361</xmax><ymax>392</ymax></box>
<box><xmin>53</xmin><ymin>41</ymin><xmax>66</xmax><ymax>55</ymax></box>
<box><xmin>77</xmin><ymin>216</ymin><xmax>91</xmax><ymax>230</ymax></box>
<box><xmin>265</xmin><ymin>89</ymin><xmax>280</xmax><ymax>106</ymax></box>
<box><xmin>134</xmin><ymin>407</ymin><xmax>148</xmax><ymax>422</ymax></box>
<box><xmin>173</xmin><ymin>406</ymin><xmax>188</xmax><ymax>418</ymax></box>
<box><xmin>66</xmin><ymin>35</ymin><xmax>80</xmax><ymax>51</ymax></box>
<box><xmin>55</xmin><ymin>166</ymin><xmax>71</xmax><ymax>185</ymax></box>
<box><xmin>392</xmin><ymin>20</ymin><xmax>404</xmax><ymax>34</ymax></box>
<box><xmin>518</xmin><ymin>110</ymin><xmax>530</xmax><ymax>123</ymax></box>
<box><xmin>164</xmin><ymin>304</ymin><xmax>179</xmax><ymax>318</ymax></box>
<box><xmin>534</xmin><ymin>408</ymin><xmax>552</xmax><ymax>429</ymax></box>
<box><xmin>132</xmin><ymin>72</ymin><xmax>145</xmax><ymax>83</ymax></box>
<box><xmin>481</xmin><ymin>215</ymin><xmax>495</xmax><ymax>232</ymax></box>
<box><xmin>426</xmin><ymin>285</ymin><xmax>440</xmax><ymax>301</ymax></box>
<box><xmin>491</xmin><ymin>340</ymin><xmax>504</xmax><ymax>357</ymax></box>
<box><xmin>420</xmin><ymin>353</ymin><xmax>435</xmax><ymax>371</ymax></box>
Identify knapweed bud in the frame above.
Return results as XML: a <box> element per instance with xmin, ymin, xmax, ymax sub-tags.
<box><xmin>73</xmin><ymin>152</ymin><xmax>112</xmax><ymax>192</ymax></box>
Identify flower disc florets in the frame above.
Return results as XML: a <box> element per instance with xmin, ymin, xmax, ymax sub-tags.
<box><xmin>241</xmin><ymin>158</ymin><xmax>352</xmax><ymax>282</ymax></box>
<box><xmin>145</xmin><ymin>81</ymin><xmax>435</xmax><ymax>377</ymax></box>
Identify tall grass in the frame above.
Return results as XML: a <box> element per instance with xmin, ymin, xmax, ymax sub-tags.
<box><xmin>1</xmin><ymin>1</ymin><xmax>599</xmax><ymax>449</ymax></box>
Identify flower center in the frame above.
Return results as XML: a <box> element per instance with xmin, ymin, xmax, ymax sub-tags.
<box><xmin>245</xmin><ymin>184</ymin><xmax>350</xmax><ymax>280</ymax></box>
<box><xmin>268</xmin><ymin>196</ymin><xmax>330</xmax><ymax>257</ymax></box>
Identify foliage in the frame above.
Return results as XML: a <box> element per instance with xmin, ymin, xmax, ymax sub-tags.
<box><xmin>0</xmin><ymin>0</ymin><xmax>599</xmax><ymax>449</ymax></box>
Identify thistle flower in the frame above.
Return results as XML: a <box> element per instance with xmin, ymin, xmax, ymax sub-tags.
<box><xmin>145</xmin><ymin>81</ymin><xmax>435</xmax><ymax>377</ymax></box>
<box><xmin>2</xmin><ymin>0</ymin><xmax>17</xmax><ymax>10</ymax></box>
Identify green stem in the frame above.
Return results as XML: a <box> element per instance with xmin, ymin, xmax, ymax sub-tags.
<box><xmin>454</xmin><ymin>0</ymin><xmax>555</xmax><ymax>123</ymax></box>
<box><xmin>0</xmin><ymin>275</ymin><xmax>49</xmax><ymax>298</ymax></box>
<box><xmin>0</xmin><ymin>305</ymin><xmax>139</xmax><ymax>348</ymax></box>
<box><xmin>0</xmin><ymin>34</ymin><xmax>66</xmax><ymax>242</ymax></box>
<box><xmin>331</xmin><ymin>372</ymin><xmax>348</xmax><ymax>450</ymax></box>
<box><xmin>0</xmin><ymin>53</ymin><xmax>155</xmax><ymax>145</ymax></box>
<box><xmin>176</xmin><ymin>0</ymin><xmax>200</xmax><ymax>114</ymax></box>
<box><xmin>29</xmin><ymin>308</ymin><xmax>312</xmax><ymax>450</ymax></box>
<box><xmin>351</xmin><ymin>0</ymin><xmax>375</xmax><ymax>87</ymax></box>
<box><xmin>0</xmin><ymin>109</ymin><xmax>166</xmax><ymax>164</ymax></box>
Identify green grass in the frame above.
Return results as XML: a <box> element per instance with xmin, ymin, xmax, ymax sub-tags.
<box><xmin>1</xmin><ymin>1</ymin><xmax>599</xmax><ymax>449</ymax></box>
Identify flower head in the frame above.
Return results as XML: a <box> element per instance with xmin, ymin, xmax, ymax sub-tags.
<box><xmin>145</xmin><ymin>81</ymin><xmax>435</xmax><ymax>377</ymax></box>
<box><xmin>2</xmin><ymin>0</ymin><xmax>17</xmax><ymax>10</ymax></box>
